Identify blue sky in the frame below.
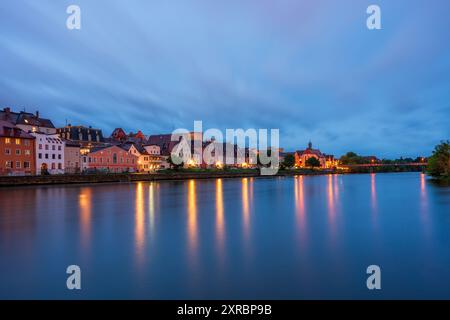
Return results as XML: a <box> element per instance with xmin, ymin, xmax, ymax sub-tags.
<box><xmin>0</xmin><ymin>0</ymin><xmax>449</xmax><ymax>158</ymax></box>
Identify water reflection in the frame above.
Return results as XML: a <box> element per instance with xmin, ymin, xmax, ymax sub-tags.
<box><xmin>216</xmin><ymin>179</ymin><xmax>225</xmax><ymax>251</ymax></box>
<box><xmin>327</xmin><ymin>175</ymin><xmax>337</xmax><ymax>225</ymax></box>
<box><xmin>148</xmin><ymin>182</ymin><xmax>155</xmax><ymax>235</ymax></box>
<box><xmin>294</xmin><ymin>176</ymin><xmax>306</xmax><ymax>236</ymax></box>
<box><xmin>370</xmin><ymin>173</ymin><xmax>378</xmax><ymax>223</ymax></box>
<box><xmin>241</xmin><ymin>178</ymin><xmax>250</xmax><ymax>239</ymax></box>
<box><xmin>135</xmin><ymin>182</ymin><xmax>145</xmax><ymax>263</ymax></box>
<box><xmin>420</xmin><ymin>173</ymin><xmax>430</xmax><ymax>236</ymax></box>
<box><xmin>79</xmin><ymin>188</ymin><xmax>92</xmax><ymax>248</ymax></box>
<box><xmin>187</xmin><ymin>180</ymin><xmax>198</xmax><ymax>256</ymax></box>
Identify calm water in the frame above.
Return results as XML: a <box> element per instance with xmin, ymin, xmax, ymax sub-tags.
<box><xmin>0</xmin><ymin>172</ymin><xmax>449</xmax><ymax>299</ymax></box>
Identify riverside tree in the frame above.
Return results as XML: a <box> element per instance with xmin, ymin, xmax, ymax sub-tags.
<box><xmin>306</xmin><ymin>157</ymin><xmax>321</xmax><ymax>169</ymax></box>
<box><xmin>427</xmin><ymin>140</ymin><xmax>450</xmax><ymax>180</ymax></box>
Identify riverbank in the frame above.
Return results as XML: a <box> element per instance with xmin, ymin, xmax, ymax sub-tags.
<box><xmin>0</xmin><ymin>169</ymin><xmax>326</xmax><ymax>187</ymax></box>
<box><xmin>0</xmin><ymin>167</ymin><xmax>426</xmax><ymax>187</ymax></box>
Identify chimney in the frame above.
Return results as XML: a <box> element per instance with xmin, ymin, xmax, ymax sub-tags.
<box><xmin>35</xmin><ymin>110</ymin><xmax>39</xmax><ymax>118</ymax></box>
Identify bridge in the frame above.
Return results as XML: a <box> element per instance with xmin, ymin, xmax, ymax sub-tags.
<box><xmin>340</xmin><ymin>162</ymin><xmax>427</xmax><ymax>168</ymax></box>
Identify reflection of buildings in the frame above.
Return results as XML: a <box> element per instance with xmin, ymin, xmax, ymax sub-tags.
<box><xmin>295</xmin><ymin>141</ymin><xmax>337</xmax><ymax>168</ymax></box>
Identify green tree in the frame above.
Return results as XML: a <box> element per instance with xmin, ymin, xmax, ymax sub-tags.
<box><xmin>427</xmin><ymin>140</ymin><xmax>450</xmax><ymax>179</ymax></box>
<box><xmin>282</xmin><ymin>153</ymin><xmax>295</xmax><ymax>169</ymax></box>
<box><xmin>306</xmin><ymin>157</ymin><xmax>321</xmax><ymax>169</ymax></box>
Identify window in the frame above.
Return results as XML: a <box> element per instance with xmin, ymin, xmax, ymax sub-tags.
<box><xmin>15</xmin><ymin>161</ymin><xmax>21</xmax><ymax>169</ymax></box>
<box><xmin>51</xmin><ymin>163</ymin><xmax>56</xmax><ymax>170</ymax></box>
<box><xmin>39</xmin><ymin>144</ymin><xmax>42</xmax><ymax>149</ymax></box>
<box><xmin>38</xmin><ymin>153</ymin><xmax>42</xmax><ymax>159</ymax></box>
<box><xmin>45</xmin><ymin>145</ymin><xmax>49</xmax><ymax>150</ymax></box>
<box><xmin>5</xmin><ymin>161</ymin><xmax>12</xmax><ymax>168</ymax></box>
<box><xmin>5</xmin><ymin>138</ymin><xmax>11</xmax><ymax>144</ymax></box>
<box><xmin>58</xmin><ymin>163</ymin><xmax>62</xmax><ymax>170</ymax></box>
<box><xmin>120</xmin><ymin>157</ymin><xmax>124</xmax><ymax>164</ymax></box>
<box><xmin>5</xmin><ymin>149</ymin><xmax>11</xmax><ymax>155</ymax></box>
<box><xmin>45</xmin><ymin>154</ymin><xmax>49</xmax><ymax>159</ymax></box>
<box><xmin>15</xmin><ymin>149</ymin><xmax>21</xmax><ymax>155</ymax></box>
<box><xmin>15</xmin><ymin>139</ymin><xmax>20</xmax><ymax>145</ymax></box>
<box><xmin>24</xmin><ymin>161</ymin><xmax>30</xmax><ymax>169</ymax></box>
<box><xmin>58</xmin><ymin>146</ymin><xmax>61</xmax><ymax>151</ymax></box>
<box><xmin>25</xmin><ymin>150</ymin><xmax>31</xmax><ymax>156</ymax></box>
<box><xmin>52</xmin><ymin>154</ymin><xmax>55</xmax><ymax>160</ymax></box>
<box><xmin>113</xmin><ymin>153</ymin><xmax>117</xmax><ymax>164</ymax></box>
<box><xmin>24</xmin><ymin>140</ymin><xmax>30</xmax><ymax>147</ymax></box>
<box><xmin>58</xmin><ymin>154</ymin><xmax>61</xmax><ymax>160</ymax></box>
<box><xmin>52</xmin><ymin>145</ymin><xmax>55</xmax><ymax>151</ymax></box>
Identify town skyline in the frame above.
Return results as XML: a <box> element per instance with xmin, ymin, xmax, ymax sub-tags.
<box><xmin>1</xmin><ymin>1</ymin><xmax>449</xmax><ymax>158</ymax></box>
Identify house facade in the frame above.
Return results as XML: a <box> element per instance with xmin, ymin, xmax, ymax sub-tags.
<box><xmin>30</xmin><ymin>132</ymin><xmax>65</xmax><ymax>175</ymax></box>
<box><xmin>0</xmin><ymin>120</ymin><xmax>36</xmax><ymax>176</ymax></box>
<box><xmin>64</xmin><ymin>141</ymin><xmax>81</xmax><ymax>174</ymax></box>
<box><xmin>87</xmin><ymin>145</ymin><xmax>138</xmax><ymax>173</ymax></box>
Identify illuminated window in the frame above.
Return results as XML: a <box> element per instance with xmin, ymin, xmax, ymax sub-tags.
<box><xmin>15</xmin><ymin>139</ymin><xmax>20</xmax><ymax>145</ymax></box>
<box><xmin>5</xmin><ymin>138</ymin><xmax>11</xmax><ymax>144</ymax></box>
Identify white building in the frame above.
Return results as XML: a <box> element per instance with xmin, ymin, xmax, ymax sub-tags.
<box><xmin>31</xmin><ymin>132</ymin><xmax>65</xmax><ymax>174</ymax></box>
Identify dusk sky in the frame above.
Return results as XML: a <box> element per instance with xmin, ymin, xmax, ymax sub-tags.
<box><xmin>1</xmin><ymin>0</ymin><xmax>449</xmax><ymax>158</ymax></box>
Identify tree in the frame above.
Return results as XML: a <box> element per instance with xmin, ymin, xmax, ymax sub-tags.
<box><xmin>282</xmin><ymin>154</ymin><xmax>295</xmax><ymax>169</ymax></box>
<box><xmin>427</xmin><ymin>140</ymin><xmax>450</xmax><ymax>179</ymax></box>
<box><xmin>306</xmin><ymin>157</ymin><xmax>321</xmax><ymax>169</ymax></box>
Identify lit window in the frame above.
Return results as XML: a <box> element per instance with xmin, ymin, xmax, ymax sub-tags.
<box><xmin>5</xmin><ymin>138</ymin><xmax>11</xmax><ymax>144</ymax></box>
<box><xmin>15</xmin><ymin>139</ymin><xmax>20</xmax><ymax>145</ymax></box>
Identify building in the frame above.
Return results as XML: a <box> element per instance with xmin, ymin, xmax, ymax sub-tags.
<box><xmin>295</xmin><ymin>141</ymin><xmax>335</xmax><ymax>168</ymax></box>
<box><xmin>141</xmin><ymin>145</ymin><xmax>162</xmax><ymax>171</ymax></box>
<box><xmin>1</xmin><ymin>107</ymin><xmax>56</xmax><ymax>134</ymax></box>
<box><xmin>147</xmin><ymin>133</ymin><xmax>203</xmax><ymax>169</ymax></box>
<box><xmin>64</xmin><ymin>141</ymin><xmax>81</xmax><ymax>174</ymax></box>
<box><xmin>57</xmin><ymin>124</ymin><xmax>105</xmax><ymax>149</ymax></box>
<box><xmin>120</xmin><ymin>143</ymin><xmax>161</xmax><ymax>172</ymax></box>
<box><xmin>87</xmin><ymin>145</ymin><xmax>138</xmax><ymax>173</ymax></box>
<box><xmin>30</xmin><ymin>132</ymin><xmax>65</xmax><ymax>175</ymax></box>
<box><xmin>0</xmin><ymin>120</ymin><xmax>36</xmax><ymax>176</ymax></box>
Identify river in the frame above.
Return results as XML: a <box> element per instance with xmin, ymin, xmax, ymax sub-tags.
<box><xmin>0</xmin><ymin>172</ymin><xmax>449</xmax><ymax>299</ymax></box>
